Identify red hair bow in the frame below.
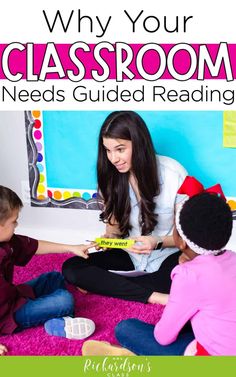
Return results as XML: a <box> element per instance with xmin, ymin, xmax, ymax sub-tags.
<box><xmin>177</xmin><ymin>176</ymin><xmax>226</xmax><ymax>201</ymax></box>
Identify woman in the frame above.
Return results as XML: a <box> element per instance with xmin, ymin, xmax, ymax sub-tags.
<box><xmin>82</xmin><ymin>188</ymin><xmax>236</xmax><ymax>356</ymax></box>
<box><xmin>62</xmin><ymin>111</ymin><xmax>187</xmax><ymax>303</ymax></box>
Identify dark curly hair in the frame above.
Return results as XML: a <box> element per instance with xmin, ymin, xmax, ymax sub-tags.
<box><xmin>179</xmin><ymin>192</ymin><xmax>233</xmax><ymax>251</ymax></box>
<box><xmin>0</xmin><ymin>185</ymin><xmax>23</xmax><ymax>224</ymax></box>
<box><xmin>97</xmin><ymin>111</ymin><xmax>160</xmax><ymax>238</ymax></box>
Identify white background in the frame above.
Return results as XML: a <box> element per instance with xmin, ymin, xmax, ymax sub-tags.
<box><xmin>0</xmin><ymin>0</ymin><xmax>235</xmax><ymax>43</ymax></box>
<box><xmin>0</xmin><ymin>0</ymin><xmax>236</xmax><ymax>110</ymax></box>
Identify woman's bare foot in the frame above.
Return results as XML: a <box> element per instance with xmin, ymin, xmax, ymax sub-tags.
<box><xmin>82</xmin><ymin>340</ymin><xmax>136</xmax><ymax>356</ymax></box>
<box><xmin>0</xmin><ymin>344</ymin><xmax>8</xmax><ymax>356</ymax></box>
<box><xmin>76</xmin><ymin>287</ymin><xmax>88</xmax><ymax>294</ymax></box>
<box><xmin>148</xmin><ymin>292</ymin><xmax>169</xmax><ymax>305</ymax></box>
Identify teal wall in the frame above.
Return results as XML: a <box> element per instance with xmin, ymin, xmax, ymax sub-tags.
<box><xmin>42</xmin><ymin>111</ymin><xmax>236</xmax><ymax>196</ymax></box>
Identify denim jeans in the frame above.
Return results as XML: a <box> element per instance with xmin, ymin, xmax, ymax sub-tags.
<box><xmin>115</xmin><ymin>319</ymin><xmax>195</xmax><ymax>355</ymax></box>
<box><xmin>14</xmin><ymin>272</ymin><xmax>74</xmax><ymax>330</ymax></box>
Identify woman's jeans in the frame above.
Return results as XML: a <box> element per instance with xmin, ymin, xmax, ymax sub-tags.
<box><xmin>14</xmin><ymin>272</ymin><xmax>74</xmax><ymax>330</ymax></box>
<box><xmin>115</xmin><ymin>319</ymin><xmax>195</xmax><ymax>355</ymax></box>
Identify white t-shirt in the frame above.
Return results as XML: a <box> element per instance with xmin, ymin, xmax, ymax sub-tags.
<box><xmin>127</xmin><ymin>155</ymin><xmax>187</xmax><ymax>273</ymax></box>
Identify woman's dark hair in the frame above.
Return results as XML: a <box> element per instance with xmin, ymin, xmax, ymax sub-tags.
<box><xmin>180</xmin><ymin>193</ymin><xmax>233</xmax><ymax>250</ymax></box>
<box><xmin>97</xmin><ymin>111</ymin><xmax>160</xmax><ymax>237</ymax></box>
<box><xmin>0</xmin><ymin>185</ymin><xmax>23</xmax><ymax>224</ymax></box>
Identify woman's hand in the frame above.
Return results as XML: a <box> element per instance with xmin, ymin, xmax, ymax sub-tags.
<box><xmin>95</xmin><ymin>221</ymin><xmax>122</xmax><ymax>251</ymax></box>
<box><xmin>127</xmin><ymin>235</ymin><xmax>158</xmax><ymax>254</ymax></box>
<box><xmin>95</xmin><ymin>234</ymin><xmax>109</xmax><ymax>251</ymax></box>
<box><xmin>178</xmin><ymin>252</ymin><xmax>191</xmax><ymax>264</ymax></box>
<box><xmin>0</xmin><ymin>344</ymin><xmax>8</xmax><ymax>356</ymax></box>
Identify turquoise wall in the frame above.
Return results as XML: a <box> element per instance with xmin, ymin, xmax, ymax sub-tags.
<box><xmin>42</xmin><ymin>111</ymin><xmax>236</xmax><ymax>196</ymax></box>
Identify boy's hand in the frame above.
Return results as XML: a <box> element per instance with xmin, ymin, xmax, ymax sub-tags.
<box><xmin>67</xmin><ymin>243</ymin><xmax>96</xmax><ymax>259</ymax></box>
<box><xmin>0</xmin><ymin>344</ymin><xmax>8</xmax><ymax>356</ymax></box>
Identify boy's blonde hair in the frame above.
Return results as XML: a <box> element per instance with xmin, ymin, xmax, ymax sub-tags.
<box><xmin>0</xmin><ymin>186</ymin><xmax>23</xmax><ymax>224</ymax></box>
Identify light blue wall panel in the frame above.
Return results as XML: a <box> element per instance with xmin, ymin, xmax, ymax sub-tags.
<box><xmin>42</xmin><ymin>111</ymin><xmax>236</xmax><ymax>196</ymax></box>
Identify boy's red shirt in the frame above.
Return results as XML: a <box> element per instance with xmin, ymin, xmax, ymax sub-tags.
<box><xmin>0</xmin><ymin>234</ymin><xmax>38</xmax><ymax>334</ymax></box>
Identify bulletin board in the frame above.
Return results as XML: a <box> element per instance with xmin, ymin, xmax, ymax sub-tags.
<box><xmin>25</xmin><ymin>110</ymin><xmax>236</xmax><ymax>210</ymax></box>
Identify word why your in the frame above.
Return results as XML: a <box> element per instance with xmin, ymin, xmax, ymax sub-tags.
<box><xmin>42</xmin><ymin>9</ymin><xmax>193</xmax><ymax>37</ymax></box>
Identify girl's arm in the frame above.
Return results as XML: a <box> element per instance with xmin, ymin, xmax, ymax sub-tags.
<box><xmin>154</xmin><ymin>266</ymin><xmax>197</xmax><ymax>345</ymax></box>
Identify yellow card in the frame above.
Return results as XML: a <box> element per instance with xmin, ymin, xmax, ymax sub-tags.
<box><xmin>95</xmin><ymin>238</ymin><xmax>135</xmax><ymax>249</ymax></box>
<box><xmin>223</xmin><ymin>111</ymin><xmax>236</xmax><ymax>148</ymax></box>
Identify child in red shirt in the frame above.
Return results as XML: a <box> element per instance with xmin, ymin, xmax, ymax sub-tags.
<box><xmin>0</xmin><ymin>185</ymin><xmax>95</xmax><ymax>355</ymax></box>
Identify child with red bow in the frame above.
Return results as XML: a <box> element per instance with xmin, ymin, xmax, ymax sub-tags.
<box><xmin>82</xmin><ymin>176</ymin><xmax>236</xmax><ymax>356</ymax></box>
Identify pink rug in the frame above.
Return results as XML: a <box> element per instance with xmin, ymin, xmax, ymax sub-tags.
<box><xmin>1</xmin><ymin>253</ymin><xmax>164</xmax><ymax>356</ymax></box>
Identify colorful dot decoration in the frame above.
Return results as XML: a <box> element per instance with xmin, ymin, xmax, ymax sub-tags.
<box><xmin>63</xmin><ymin>191</ymin><xmax>71</xmax><ymax>199</ymax></box>
<box><xmin>47</xmin><ymin>190</ymin><xmax>53</xmax><ymax>198</ymax></box>
<box><xmin>32</xmin><ymin>110</ymin><xmax>41</xmax><ymax>119</ymax></box>
<box><xmin>34</xmin><ymin>130</ymin><xmax>42</xmax><ymax>140</ymax></box>
<box><xmin>32</xmin><ymin>110</ymin><xmax>47</xmax><ymax>201</ymax></box>
<box><xmin>34</xmin><ymin>119</ymin><xmax>42</xmax><ymax>129</ymax></box>
<box><xmin>37</xmin><ymin>184</ymin><xmax>45</xmax><ymax>194</ymax></box>
<box><xmin>36</xmin><ymin>142</ymin><xmax>42</xmax><ymax>152</ymax></box>
<box><xmin>227</xmin><ymin>200</ymin><xmax>236</xmax><ymax>210</ymax></box>
<box><xmin>34</xmin><ymin>119</ymin><xmax>41</xmax><ymax>129</ymax></box>
<box><xmin>73</xmin><ymin>191</ymin><xmax>81</xmax><ymax>198</ymax></box>
<box><xmin>37</xmin><ymin>195</ymin><xmax>46</xmax><ymax>200</ymax></box>
<box><xmin>37</xmin><ymin>153</ymin><xmax>43</xmax><ymax>162</ymax></box>
<box><xmin>39</xmin><ymin>174</ymin><xmax>45</xmax><ymax>183</ymax></box>
<box><xmin>53</xmin><ymin>191</ymin><xmax>62</xmax><ymax>200</ymax></box>
<box><xmin>82</xmin><ymin>192</ymin><xmax>91</xmax><ymax>200</ymax></box>
<box><xmin>36</xmin><ymin>163</ymin><xmax>44</xmax><ymax>173</ymax></box>
<box><xmin>45</xmin><ymin>189</ymin><xmax>98</xmax><ymax>202</ymax></box>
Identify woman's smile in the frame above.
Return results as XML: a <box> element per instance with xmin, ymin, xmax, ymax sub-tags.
<box><xmin>103</xmin><ymin>137</ymin><xmax>132</xmax><ymax>173</ymax></box>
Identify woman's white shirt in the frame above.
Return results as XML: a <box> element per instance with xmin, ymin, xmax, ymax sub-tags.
<box><xmin>127</xmin><ymin>155</ymin><xmax>187</xmax><ymax>273</ymax></box>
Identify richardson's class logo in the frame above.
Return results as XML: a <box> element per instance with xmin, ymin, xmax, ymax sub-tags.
<box><xmin>83</xmin><ymin>357</ymin><xmax>152</xmax><ymax>377</ymax></box>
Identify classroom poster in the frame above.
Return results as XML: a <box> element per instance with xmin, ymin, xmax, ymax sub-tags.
<box><xmin>1</xmin><ymin>0</ymin><xmax>236</xmax><ymax>376</ymax></box>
